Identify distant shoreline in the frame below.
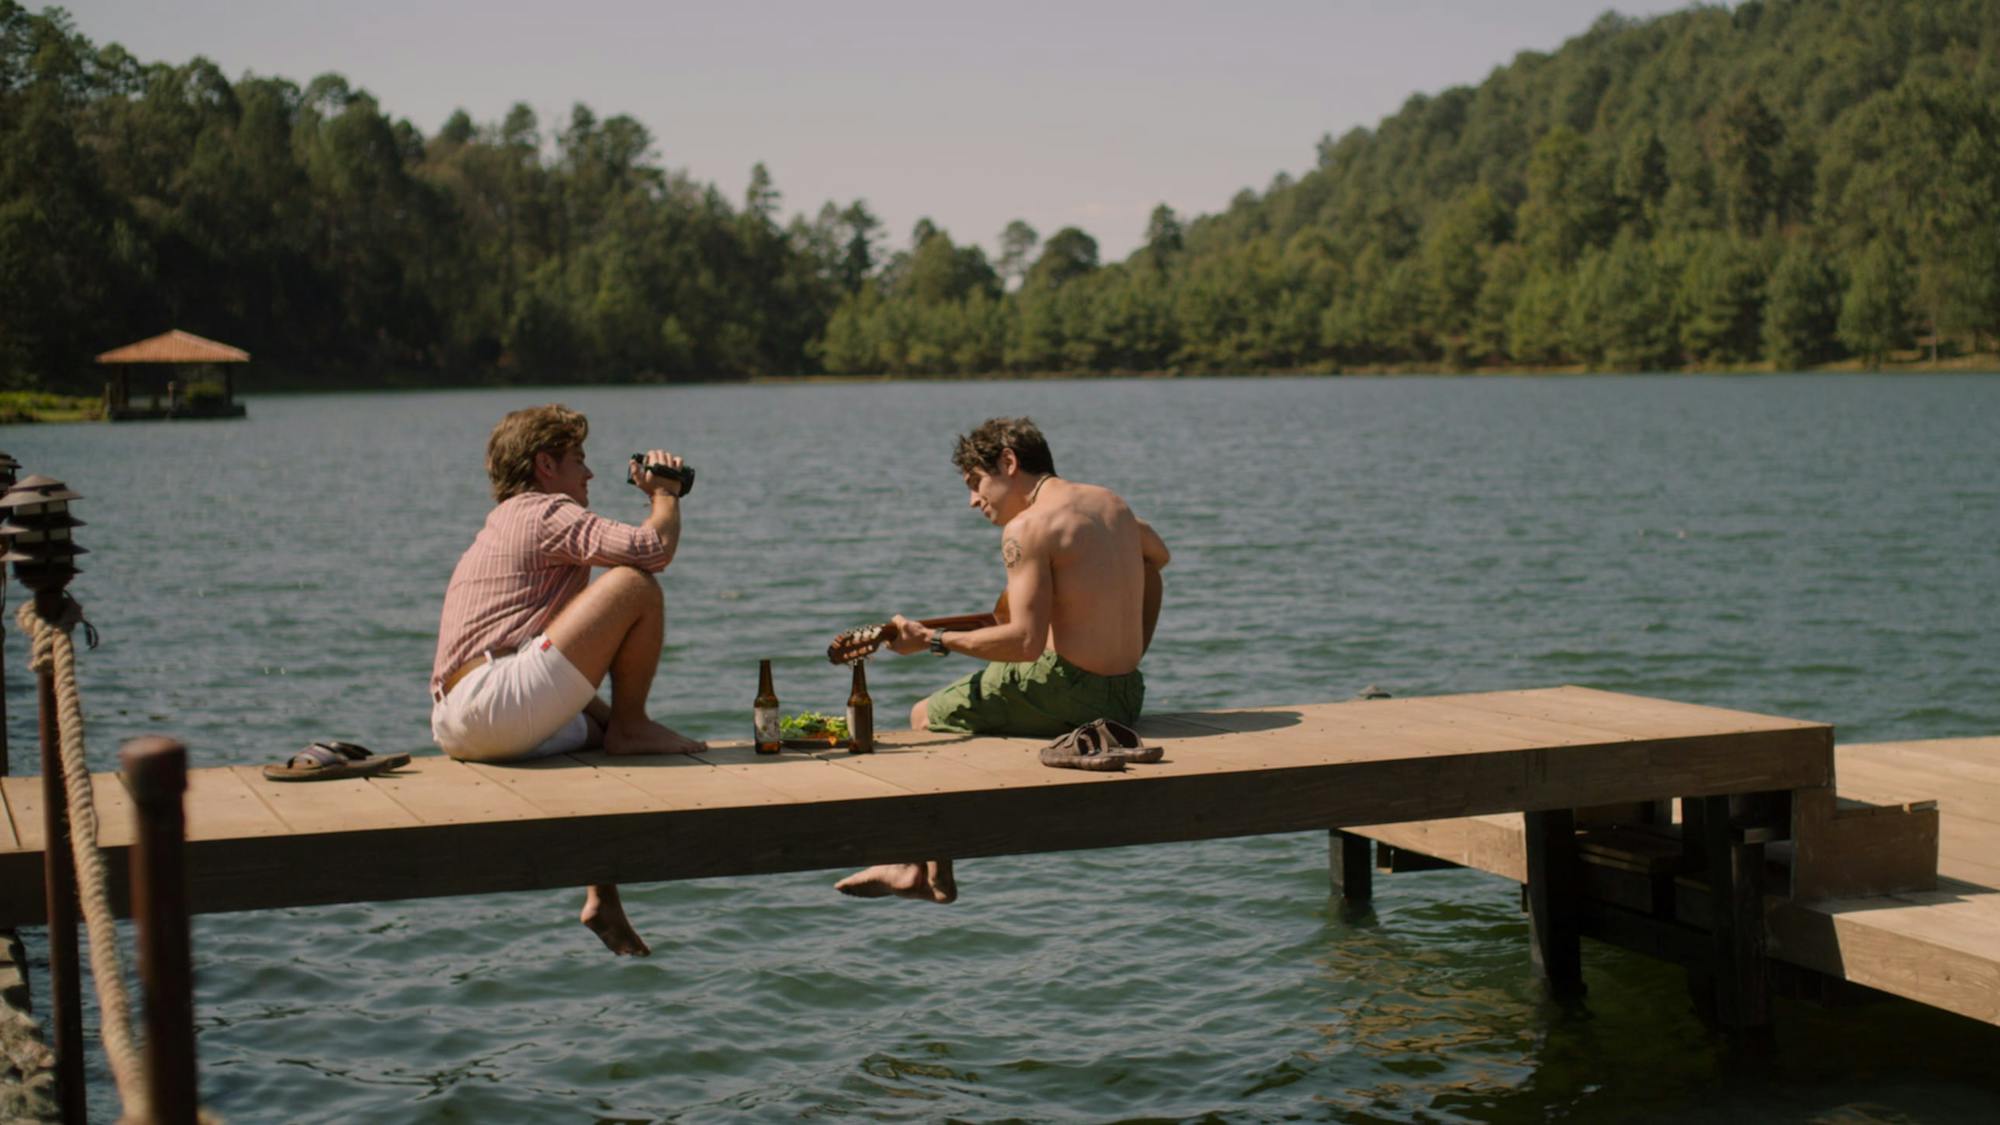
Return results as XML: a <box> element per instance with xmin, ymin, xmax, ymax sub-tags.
<box><xmin>7</xmin><ymin>352</ymin><xmax>1995</xmax><ymax>422</ymax></box>
<box><xmin>752</xmin><ymin>352</ymin><xmax>2000</xmax><ymax>383</ymax></box>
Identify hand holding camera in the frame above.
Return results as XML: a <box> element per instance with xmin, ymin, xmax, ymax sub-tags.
<box><xmin>629</xmin><ymin>451</ymin><xmax>696</xmax><ymax>498</ymax></box>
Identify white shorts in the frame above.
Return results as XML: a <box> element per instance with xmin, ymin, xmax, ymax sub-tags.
<box><xmin>431</xmin><ymin>635</ymin><xmax>597</xmax><ymax>762</ymax></box>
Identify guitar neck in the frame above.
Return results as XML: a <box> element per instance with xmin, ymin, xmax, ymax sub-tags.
<box><xmin>913</xmin><ymin>612</ymin><xmax>998</xmax><ymax>633</ymax></box>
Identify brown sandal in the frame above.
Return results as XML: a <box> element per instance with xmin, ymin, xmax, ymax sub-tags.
<box><xmin>1038</xmin><ymin>719</ymin><xmax>1162</xmax><ymax>771</ymax></box>
<box><xmin>263</xmin><ymin>741</ymin><xmax>410</xmax><ymax>782</ymax></box>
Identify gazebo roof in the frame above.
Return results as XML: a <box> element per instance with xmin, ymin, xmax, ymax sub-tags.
<box><xmin>96</xmin><ymin>330</ymin><xmax>249</xmax><ymax>365</ymax></box>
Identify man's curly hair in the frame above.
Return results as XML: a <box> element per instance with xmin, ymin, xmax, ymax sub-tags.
<box><xmin>486</xmin><ymin>404</ymin><xmax>588</xmax><ymax>501</ymax></box>
<box><xmin>951</xmin><ymin>417</ymin><xmax>1055</xmax><ymax>478</ymax></box>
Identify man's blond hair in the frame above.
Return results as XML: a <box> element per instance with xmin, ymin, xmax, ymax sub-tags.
<box><xmin>486</xmin><ymin>404</ymin><xmax>589</xmax><ymax>502</ymax></box>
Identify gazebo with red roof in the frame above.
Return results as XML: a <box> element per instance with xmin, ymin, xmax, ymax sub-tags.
<box><xmin>97</xmin><ymin>330</ymin><xmax>250</xmax><ymax>421</ymax></box>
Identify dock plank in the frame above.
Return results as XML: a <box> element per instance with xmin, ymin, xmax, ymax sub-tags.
<box><xmin>231</xmin><ymin>766</ymin><xmax>424</xmax><ymax>835</ymax></box>
<box><xmin>1804</xmin><ymin>883</ymin><xmax>2000</xmax><ymax>956</ymax></box>
<box><xmin>585</xmin><ymin>752</ymin><xmax>804</xmax><ymax>811</ymax></box>
<box><xmin>1436</xmin><ymin>686</ymin><xmax>1817</xmax><ymax>740</ymax></box>
<box><xmin>4</xmin><ymin>777</ymin><xmax>43</xmax><ymax>851</ymax></box>
<box><xmin>184</xmin><ymin>767</ymin><xmax>294</xmax><ymax>840</ymax></box>
<box><xmin>701</xmin><ymin>753</ymin><xmax>917</xmax><ymax>804</ymax></box>
<box><xmin>3</xmin><ymin>773</ymin><xmax>139</xmax><ymax>850</ymax></box>
<box><xmin>1353</xmin><ymin>812</ymin><xmax>1528</xmax><ymax>881</ymax></box>
<box><xmin>1329</xmin><ymin>702</ymin><xmax>1610</xmax><ymax>759</ymax></box>
<box><xmin>462</xmin><ymin>757</ymin><xmax>663</xmax><ymax>819</ymax></box>
<box><xmin>369</xmin><ymin>756</ymin><xmax>546</xmax><ymax>826</ymax></box>
<box><xmin>0</xmin><ymin>778</ymin><xmax>18</xmax><ymax>852</ymax></box>
<box><xmin>833</xmin><ymin>742</ymin><xmax>1070</xmax><ymax>794</ymax></box>
<box><xmin>1842</xmin><ymin>740</ymin><xmax>2000</xmax><ymax>796</ymax></box>
<box><xmin>1770</xmin><ymin>884</ymin><xmax>2000</xmax><ymax>1026</ymax></box>
<box><xmin>87</xmin><ymin>772</ymin><xmax>138</xmax><ymax>849</ymax></box>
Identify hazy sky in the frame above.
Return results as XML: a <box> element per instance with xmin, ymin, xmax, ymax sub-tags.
<box><xmin>55</xmin><ymin>1</ymin><xmax>1694</xmax><ymax>263</ymax></box>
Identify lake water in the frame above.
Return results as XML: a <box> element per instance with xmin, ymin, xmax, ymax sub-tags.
<box><xmin>5</xmin><ymin>374</ymin><xmax>1999</xmax><ymax>1122</ymax></box>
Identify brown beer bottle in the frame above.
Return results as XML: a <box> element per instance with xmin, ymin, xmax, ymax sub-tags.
<box><xmin>754</xmin><ymin>659</ymin><xmax>782</xmax><ymax>754</ymax></box>
<box><xmin>847</xmin><ymin>661</ymin><xmax>875</xmax><ymax>753</ymax></box>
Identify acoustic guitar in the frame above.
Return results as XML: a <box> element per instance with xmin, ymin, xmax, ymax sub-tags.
<box><xmin>826</xmin><ymin>593</ymin><xmax>1010</xmax><ymax>665</ymax></box>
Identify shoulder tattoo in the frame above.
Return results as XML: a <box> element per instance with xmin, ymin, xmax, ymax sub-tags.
<box><xmin>1002</xmin><ymin>536</ymin><xmax>1025</xmax><ymax>569</ymax></box>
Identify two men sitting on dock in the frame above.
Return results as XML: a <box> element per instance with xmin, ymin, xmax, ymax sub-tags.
<box><xmin>836</xmin><ymin>417</ymin><xmax>1171</xmax><ymax>904</ymax></box>
<box><xmin>430</xmin><ymin>404</ymin><xmax>705</xmax><ymax>955</ymax></box>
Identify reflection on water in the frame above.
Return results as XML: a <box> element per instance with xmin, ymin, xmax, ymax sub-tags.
<box><xmin>4</xmin><ymin>375</ymin><xmax>2000</xmax><ymax>1121</ymax></box>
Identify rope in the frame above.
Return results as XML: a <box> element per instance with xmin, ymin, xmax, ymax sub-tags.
<box><xmin>19</xmin><ymin>598</ymin><xmax>145</xmax><ymax>1120</ymax></box>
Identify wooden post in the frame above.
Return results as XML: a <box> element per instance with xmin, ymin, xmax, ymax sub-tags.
<box><xmin>1329</xmin><ymin>830</ymin><xmax>1373</xmax><ymax>901</ymax></box>
<box><xmin>1699</xmin><ymin>794</ymin><xmax>1770</xmax><ymax>1033</ymax></box>
<box><xmin>123</xmin><ymin>737</ymin><xmax>198</xmax><ymax>1125</ymax></box>
<box><xmin>1523</xmin><ymin>808</ymin><xmax>1584</xmax><ymax>996</ymax></box>
<box><xmin>1</xmin><ymin>607</ymin><xmax>9</xmax><ymax>770</ymax></box>
<box><xmin>37</xmin><ymin>621</ymin><xmax>84</xmax><ymax>1125</ymax></box>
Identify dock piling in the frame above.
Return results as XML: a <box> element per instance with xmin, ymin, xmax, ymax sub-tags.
<box><xmin>1329</xmin><ymin>830</ymin><xmax>1373</xmax><ymax>901</ymax></box>
<box><xmin>122</xmin><ymin>736</ymin><xmax>198</xmax><ymax>1124</ymax></box>
<box><xmin>1699</xmin><ymin>794</ymin><xmax>1772</xmax><ymax>1034</ymax></box>
<box><xmin>1523</xmin><ymin>808</ymin><xmax>1584</xmax><ymax>996</ymax></box>
<box><xmin>35</xmin><ymin>607</ymin><xmax>84</xmax><ymax>1125</ymax></box>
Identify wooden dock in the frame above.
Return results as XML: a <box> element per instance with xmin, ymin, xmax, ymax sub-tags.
<box><xmin>0</xmin><ymin>687</ymin><xmax>1830</xmax><ymax>935</ymax></box>
<box><xmin>14</xmin><ymin>684</ymin><xmax>1986</xmax><ymax>1035</ymax></box>
<box><xmin>1348</xmin><ymin>735</ymin><xmax>1997</xmax><ymax>1026</ymax></box>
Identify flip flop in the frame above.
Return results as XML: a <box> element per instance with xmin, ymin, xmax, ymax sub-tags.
<box><xmin>262</xmin><ymin>740</ymin><xmax>411</xmax><ymax>782</ymax></box>
<box><xmin>1038</xmin><ymin>719</ymin><xmax>1163</xmax><ymax>771</ymax></box>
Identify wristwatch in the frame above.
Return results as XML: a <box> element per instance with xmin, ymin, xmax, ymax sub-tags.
<box><xmin>928</xmin><ymin>629</ymin><xmax>949</xmax><ymax>656</ymax></box>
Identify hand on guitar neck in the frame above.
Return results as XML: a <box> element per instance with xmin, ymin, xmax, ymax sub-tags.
<box><xmin>826</xmin><ymin>594</ymin><xmax>1009</xmax><ymax>665</ymax></box>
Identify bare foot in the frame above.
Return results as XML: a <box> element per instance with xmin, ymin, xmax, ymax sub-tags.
<box><xmin>926</xmin><ymin>859</ymin><xmax>957</xmax><ymax>904</ymax></box>
<box><xmin>835</xmin><ymin>861</ymin><xmax>958</xmax><ymax>903</ymax></box>
<box><xmin>581</xmin><ymin>884</ymin><xmax>651</xmax><ymax>956</ymax></box>
<box><xmin>604</xmin><ymin>717</ymin><xmax>706</xmax><ymax>756</ymax></box>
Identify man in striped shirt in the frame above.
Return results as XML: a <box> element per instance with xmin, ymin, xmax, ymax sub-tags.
<box><xmin>431</xmin><ymin>404</ymin><xmax>703</xmax><ymax>955</ymax></box>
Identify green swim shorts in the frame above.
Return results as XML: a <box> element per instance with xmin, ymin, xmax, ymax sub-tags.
<box><xmin>924</xmin><ymin>650</ymin><xmax>1145</xmax><ymax>739</ymax></box>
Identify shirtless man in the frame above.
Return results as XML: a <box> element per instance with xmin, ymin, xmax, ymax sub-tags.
<box><xmin>836</xmin><ymin>416</ymin><xmax>1169</xmax><ymax>904</ymax></box>
<box><xmin>431</xmin><ymin>404</ymin><xmax>706</xmax><ymax>955</ymax></box>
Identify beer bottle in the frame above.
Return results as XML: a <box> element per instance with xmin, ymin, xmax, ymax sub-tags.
<box><xmin>754</xmin><ymin>659</ymin><xmax>782</xmax><ymax>754</ymax></box>
<box><xmin>847</xmin><ymin>661</ymin><xmax>875</xmax><ymax>754</ymax></box>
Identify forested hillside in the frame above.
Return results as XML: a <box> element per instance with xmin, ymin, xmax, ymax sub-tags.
<box><xmin>0</xmin><ymin>1</ymin><xmax>881</xmax><ymax>390</ymax></box>
<box><xmin>3</xmin><ymin>0</ymin><xmax>1997</xmax><ymax>390</ymax></box>
<box><xmin>829</xmin><ymin>0</ymin><xmax>2000</xmax><ymax>374</ymax></box>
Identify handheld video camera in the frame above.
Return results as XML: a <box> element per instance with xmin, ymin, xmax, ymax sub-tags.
<box><xmin>630</xmin><ymin>453</ymin><xmax>696</xmax><ymax>497</ymax></box>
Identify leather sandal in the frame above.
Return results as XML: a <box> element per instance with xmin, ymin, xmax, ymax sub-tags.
<box><xmin>263</xmin><ymin>740</ymin><xmax>410</xmax><ymax>782</ymax></box>
<box><xmin>1038</xmin><ymin>719</ymin><xmax>1162</xmax><ymax>771</ymax></box>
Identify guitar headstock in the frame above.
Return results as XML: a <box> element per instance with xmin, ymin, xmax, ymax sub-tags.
<box><xmin>827</xmin><ymin>624</ymin><xmax>890</xmax><ymax>666</ymax></box>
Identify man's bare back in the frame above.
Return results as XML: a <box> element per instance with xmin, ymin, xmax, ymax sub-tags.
<box><xmin>881</xmin><ymin>465</ymin><xmax>1167</xmax><ymax>675</ymax></box>
<box><xmin>1002</xmin><ymin>477</ymin><xmax>1156</xmax><ymax>676</ymax></box>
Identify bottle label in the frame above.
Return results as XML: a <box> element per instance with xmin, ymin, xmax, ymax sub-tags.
<box><xmin>847</xmin><ymin>704</ymin><xmax>873</xmax><ymax>751</ymax></box>
<box><xmin>754</xmin><ymin>706</ymin><xmax>782</xmax><ymax>748</ymax></box>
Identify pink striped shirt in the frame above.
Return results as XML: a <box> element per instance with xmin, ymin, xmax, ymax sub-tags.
<box><xmin>432</xmin><ymin>492</ymin><xmax>670</xmax><ymax>691</ymax></box>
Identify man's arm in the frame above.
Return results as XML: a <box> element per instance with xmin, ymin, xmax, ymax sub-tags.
<box><xmin>1137</xmin><ymin>518</ymin><xmax>1168</xmax><ymax>653</ymax></box>
<box><xmin>889</xmin><ymin>525</ymin><xmax>1052</xmax><ymax>663</ymax></box>
<box><xmin>546</xmin><ymin>447</ymin><xmax>685</xmax><ymax>571</ymax></box>
<box><xmin>630</xmin><ymin>448</ymin><xmax>684</xmax><ymax>565</ymax></box>
<box><xmin>1137</xmin><ymin>518</ymin><xmax>1170</xmax><ymax>570</ymax></box>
